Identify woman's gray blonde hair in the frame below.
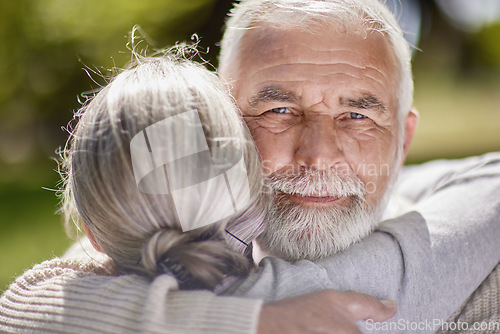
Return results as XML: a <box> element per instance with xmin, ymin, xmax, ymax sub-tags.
<box><xmin>59</xmin><ymin>47</ymin><xmax>264</xmax><ymax>289</ymax></box>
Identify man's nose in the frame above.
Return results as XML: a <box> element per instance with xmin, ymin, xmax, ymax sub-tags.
<box><xmin>295</xmin><ymin>118</ymin><xmax>345</xmax><ymax>170</ymax></box>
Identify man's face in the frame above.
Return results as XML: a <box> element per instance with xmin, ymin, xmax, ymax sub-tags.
<box><xmin>222</xmin><ymin>24</ymin><xmax>406</xmax><ymax>260</ymax></box>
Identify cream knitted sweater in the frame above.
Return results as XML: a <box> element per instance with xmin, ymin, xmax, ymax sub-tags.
<box><xmin>0</xmin><ymin>253</ymin><xmax>263</xmax><ymax>334</ymax></box>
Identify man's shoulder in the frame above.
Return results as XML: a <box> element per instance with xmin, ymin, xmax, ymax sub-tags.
<box><xmin>399</xmin><ymin>152</ymin><xmax>500</xmax><ymax>180</ymax></box>
<box><xmin>391</xmin><ymin>152</ymin><xmax>500</xmax><ymax>207</ymax></box>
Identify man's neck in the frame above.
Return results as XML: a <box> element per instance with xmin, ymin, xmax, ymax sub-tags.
<box><xmin>252</xmin><ymin>241</ymin><xmax>272</xmax><ymax>264</ymax></box>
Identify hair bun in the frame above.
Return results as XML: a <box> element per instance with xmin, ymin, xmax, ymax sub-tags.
<box><xmin>141</xmin><ymin>228</ymin><xmax>251</xmax><ymax>289</ymax></box>
<box><xmin>157</xmin><ymin>255</ymin><xmax>195</xmax><ymax>289</ymax></box>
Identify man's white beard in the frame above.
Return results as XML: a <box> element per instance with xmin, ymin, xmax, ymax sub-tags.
<box><xmin>257</xmin><ymin>168</ymin><xmax>383</xmax><ymax>261</ymax></box>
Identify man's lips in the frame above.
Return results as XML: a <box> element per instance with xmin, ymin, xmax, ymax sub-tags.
<box><xmin>285</xmin><ymin>192</ymin><xmax>344</xmax><ymax>207</ymax></box>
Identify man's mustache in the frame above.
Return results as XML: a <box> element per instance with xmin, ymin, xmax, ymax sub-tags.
<box><xmin>264</xmin><ymin>167</ymin><xmax>366</xmax><ymax>199</ymax></box>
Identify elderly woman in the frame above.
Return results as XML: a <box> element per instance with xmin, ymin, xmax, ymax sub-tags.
<box><xmin>59</xmin><ymin>48</ymin><xmax>266</xmax><ymax>290</ymax></box>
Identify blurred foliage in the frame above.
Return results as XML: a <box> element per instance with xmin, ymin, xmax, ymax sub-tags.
<box><xmin>0</xmin><ymin>0</ymin><xmax>233</xmax><ymax>292</ymax></box>
<box><xmin>0</xmin><ymin>186</ymin><xmax>71</xmax><ymax>292</ymax></box>
<box><xmin>0</xmin><ymin>0</ymin><xmax>231</xmax><ymax>178</ymax></box>
<box><xmin>474</xmin><ymin>22</ymin><xmax>500</xmax><ymax>67</ymax></box>
<box><xmin>406</xmin><ymin>1</ymin><xmax>500</xmax><ymax>162</ymax></box>
<box><xmin>0</xmin><ymin>0</ymin><xmax>499</xmax><ymax>291</ymax></box>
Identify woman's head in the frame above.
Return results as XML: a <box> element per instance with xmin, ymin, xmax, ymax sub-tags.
<box><xmin>60</xmin><ymin>48</ymin><xmax>264</xmax><ymax>289</ymax></box>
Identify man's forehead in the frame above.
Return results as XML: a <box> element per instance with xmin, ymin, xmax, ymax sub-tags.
<box><xmin>228</xmin><ymin>22</ymin><xmax>400</xmax><ymax>113</ymax></box>
<box><xmin>236</xmin><ymin>23</ymin><xmax>397</xmax><ymax>72</ymax></box>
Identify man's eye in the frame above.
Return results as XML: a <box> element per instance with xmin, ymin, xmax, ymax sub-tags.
<box><xmin>349</xmin><ymin>112</ymin><xmax>366</xmax><ymax>119</ymax></box>
<box><xmin>269</xmin><ymin>107</ymin><xmax>291</xmax><ymax>114</ymax></box>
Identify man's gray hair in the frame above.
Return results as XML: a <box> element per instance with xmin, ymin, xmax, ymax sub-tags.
<box><xmin>219</xmin><ymin>0</ymin><xmax>413</xmax><ymax>129</ymax></box>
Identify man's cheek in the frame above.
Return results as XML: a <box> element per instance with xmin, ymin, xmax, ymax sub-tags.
<box><xmin>341</xmin><ymin>130</ymin><xmax>396</xmax><ymax>166</ymax></box>
<box><xmin>343</xmin><ymin>147</ymin><xmax>392</xmax><ymax>200</ymax></box>
<box><xmin>260</xmin><ymin>151</ymin><xmax>290</xmax><ymax>176</ymax></box>
<box><xmin>256</xmin><ymin>132</ymin><xmax>296</xmax><ymax>175</ymax></box>
<box><xmin>261</xmin><ymin>159</ymin><xmax>276</xmax><ymax>176</ymax></box>
<box><xmin>244</xmin><ymin>118</ymin><xmax>262</xmax><ymax>136</ymax></box>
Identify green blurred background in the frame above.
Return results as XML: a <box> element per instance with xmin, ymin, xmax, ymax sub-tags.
<box><xmin>1</xmin><ymin>0</ymin><xmax>499</xmax><ymax>292</ymax></box>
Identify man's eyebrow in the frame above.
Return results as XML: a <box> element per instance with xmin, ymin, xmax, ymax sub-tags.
<box><xmin>248</xmin><ymin>86</ymin><xmax>300</xmax><ymax>109</ymax></box>
<box><xmin>341</xmin><ymin>96</ymin><xmax>387</xmax><ymax>112</ymax></box>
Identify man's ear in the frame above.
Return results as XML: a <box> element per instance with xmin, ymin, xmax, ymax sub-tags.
<box><xmin>81</xmin><ymin>222</ymin><xmax>104</xmax><ymax>253</ymax></box>
<box><xmin>401</xmin><ymin>108</ymin><xmax>419</xmax><ymax>164</ymax></box>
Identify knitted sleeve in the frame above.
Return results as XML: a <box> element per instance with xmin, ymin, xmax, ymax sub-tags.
<box><xmin>0</xmin><ymin>258</ymin><xmax>262</xmax><ymax>334</ymax></box>
<box><xmin>437</xmin><ymin>264</ymin><xmax>500</xmax><ymax>334</ymax></box>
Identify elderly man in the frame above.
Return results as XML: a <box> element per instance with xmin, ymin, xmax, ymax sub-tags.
<box><xmin>216</xmin><ymin>1</ymin><xmax>498</xmax><ymax>331</ymax></box>
<box><xmin>218</xmin><ymin>0</ymin><xmax>417</xmax><ymax>262</ymax></box>
<box><xmin>1</xmin><ymin>0</ymin><xmax>499</xmax><ymax>333</ymax></box>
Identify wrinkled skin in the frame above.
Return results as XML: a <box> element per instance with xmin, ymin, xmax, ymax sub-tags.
<box><xmin>222</xmin><ymin>24</ymin><xmax>417</xmax><ymax>213</ymax></box>
<box><xmin>220</xmin><ymin>23</ymin><xmax>418</xmax><ymax>333</ymax></box>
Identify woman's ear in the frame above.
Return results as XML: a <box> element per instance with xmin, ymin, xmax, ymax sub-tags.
<box><xmin>81</xmin><ymin>222</ymin><xmax>104</xmax><ymax>253</ymax></box>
